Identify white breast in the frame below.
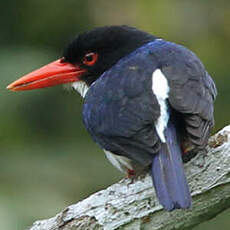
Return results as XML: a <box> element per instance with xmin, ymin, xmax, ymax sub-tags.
<box><xmin>152</xmin><ymin>69</ymin><xmax>170</xmax><ymax>142</ymax></box>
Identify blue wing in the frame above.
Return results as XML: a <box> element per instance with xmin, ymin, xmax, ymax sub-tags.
<box><xmin>83</xmin><ymin>39</ymin><xmax>216</xmax><ymax>162</ymax></box>
<box><xmin>82</xmin><ymin>40</ymin><xmax>216</xmax><ymax>210</ymax></box>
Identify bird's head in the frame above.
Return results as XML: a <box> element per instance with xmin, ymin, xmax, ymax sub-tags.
<box><xmin>7</xmin><ymin>26</ymin><xmax>156</xmax><ymax>93</ymax></box>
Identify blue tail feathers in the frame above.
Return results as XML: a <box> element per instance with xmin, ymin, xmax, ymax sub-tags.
<box><xmin>151</xmin><ymin>119</ymin><xmax>191</xmax><ymax>211</ymax></box>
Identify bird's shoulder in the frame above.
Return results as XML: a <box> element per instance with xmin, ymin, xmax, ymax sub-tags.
<box><xmin>83</xmin><ymin>39</ymin><xmax>217</xmax><ymax>147</ymax></box>
<box><xmin>85</xmin><ymin>39</ymin><xmax>216</xmax><ymax>116</ymax></box>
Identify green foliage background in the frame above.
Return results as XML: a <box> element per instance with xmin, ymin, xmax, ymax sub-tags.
<box><xmin>0</xmin><ymin>1</ymin><xmax>229</xmax><ymax>229</ymax></box>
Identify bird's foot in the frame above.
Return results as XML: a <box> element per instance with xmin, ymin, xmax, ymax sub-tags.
<box><xmin>127</xmin><ymin>168</ymin><xmax>136</xmax><ymax>178</ymax></box>
<box><xmin>190</xmin><ymin>149</ymin><xmax>207</xmax><ymax>168</ymax></box>
<box><xmin>181</xmin><ymin>142</ymin><xmax>197</xmax><ymax>163</ymax></box>
<box><xmin>126</xmin><ymin>168</ymin><xmax>148</xmax><ymax>185</ymax></box>
<box><xmin>126</xmin><ymin>169</ymin><xmax>143</xmax><ymax>184</ymax></box>
<box><xmin>126</xmin><ymin>169</ymin><xmax>136</xmax><ymax>184</ymax></box>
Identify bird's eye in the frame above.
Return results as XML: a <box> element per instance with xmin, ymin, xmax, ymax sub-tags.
<box><xmin>83</xmin><ymin>52</ymin><xmax>98</xmax><ymax>66</ymax></box>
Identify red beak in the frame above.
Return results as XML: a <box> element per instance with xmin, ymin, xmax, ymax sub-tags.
<box><xmin>7</xmin><ymin>59</ymin><xmax>86</xmax><ymax>91</ymax></box>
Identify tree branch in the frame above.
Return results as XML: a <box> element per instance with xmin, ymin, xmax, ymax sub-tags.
<box><xmin>28</xmin><ymin>126</ymin><xmax>230</xmax><ymax>230</ymax></box>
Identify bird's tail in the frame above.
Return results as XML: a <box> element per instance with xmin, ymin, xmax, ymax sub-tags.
<box><xmin>151</xmin><ymin>119</ymin><xmax>191</xmax><ymax>211</ymax></box>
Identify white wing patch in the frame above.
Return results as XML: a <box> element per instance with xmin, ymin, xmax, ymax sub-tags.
<box><xmin>152</xmin><ymin>69</ymin><xmax>170</xmax><ymax>142</ymax></box>
<box><xmin>72</xmin><ymin>81</ymin><xmax>89</xmax><ymax>98</ymax></box>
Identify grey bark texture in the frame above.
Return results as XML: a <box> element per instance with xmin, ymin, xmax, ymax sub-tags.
<box><xmin>28</xmin><ymin>126</ymin><xmax>230</xmax><ymax>230</ymax></box>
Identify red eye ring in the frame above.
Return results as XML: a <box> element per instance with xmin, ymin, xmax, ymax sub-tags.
<box><xmin>83</xmin><ymin>52</ymin><xmax>98</xmax><ymax>66</ymax></box>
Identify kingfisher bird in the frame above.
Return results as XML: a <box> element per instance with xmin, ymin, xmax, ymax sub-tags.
<box><xmin>7</xmin><ymin>25</ymin><xmax>217</xmax><ymax>211</ymax></box>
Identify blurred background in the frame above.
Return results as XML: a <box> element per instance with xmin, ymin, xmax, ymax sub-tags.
<box><xmin>1</xmin><ymin>1</ymin><xmax>230</xmax><ymax>229</ymax></box>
